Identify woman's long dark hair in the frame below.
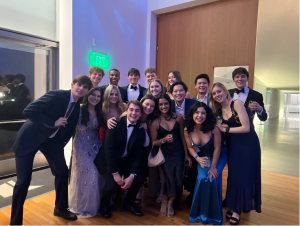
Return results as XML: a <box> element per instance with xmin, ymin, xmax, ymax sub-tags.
<box><xmin>156</xmin><ymin>93</ymin><xmax>177</xmax><ymax>120</ymax></box>
<box><xmin>185</xmin><ymin>102</ymin><xmax>216</xmax><ymax>134</ymax></box>
<box><xmin>140</xmin><ymin>94</ymin><xmax>158</xmax><ymax>121</ymax></box>
<box><xmin>81</xmin><ymin>87</ymin><xmax>104</xmax><ymax>127</ymax></box>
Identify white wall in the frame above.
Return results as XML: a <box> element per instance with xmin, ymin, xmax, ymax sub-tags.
<box><xmin>0</xmin><ymin>0</ymin><xmax>56</xmax><ymax>40</ymax></box>
<box><xmin>72</xmin><ymin>0</ymin><xmax>148</xmax><ymax>87</ymax></box>
<box><xmin>268</xmin><ymin>88</ymin><xmax>281</xmax><ymax>118</ymax></box>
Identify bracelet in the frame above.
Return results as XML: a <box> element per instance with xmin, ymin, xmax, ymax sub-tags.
<box><xmin>194</xmin><ymin>155</ymin><xmax>199</xmax><ymax>159</ymax></box>
<box><xmin>225</xmin><ymin>127</ymin><xmax>230</xmax><ymax>133</ymax></box>
<box><xmin>160</xmin><ymin>139</ymin><xmax>164</xmax><ymax>144</ymax></box>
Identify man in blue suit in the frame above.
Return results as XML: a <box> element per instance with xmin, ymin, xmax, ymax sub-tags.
<box><xmin>10</xmin><ymin>75</ymin><xmax>92</xmax><ymax>225</ymax></box>
<box><xmin>193</xmin><ymin>73</ymin><xmax>210</xmax><ymax>107</ymax></box>
<box><xmin>100</xmin><ymin>69</ymin><xmax>126</xmax><ymax>102</ymax></box>
<box><xmin>170</xmin><ymin>81</ymin><xmax>196</xmax><ymax>118</ymax></box>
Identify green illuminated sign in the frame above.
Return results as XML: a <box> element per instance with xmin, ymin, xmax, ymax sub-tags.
<box><xmin>89</xmin><ymin>52</ymin><xmax>110</xmax><ymax>69</ymax></box>
<box><xmin>266</xmin><ymin>92</ymin><xmax>270</xmax><ymax>95</ymax></box>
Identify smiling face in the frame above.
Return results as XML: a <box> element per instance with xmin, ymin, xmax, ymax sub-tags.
<box><xmin>158</xmin><ymin>98</ymin><xmax>170</xmax><ymax>114</ymax></box>
<box><xmin>172</xmin><ymin>84</ymin><xmax>186</xmax><ymax>103</ymax></box>
<box><xmin>168</xmin><ymin>72</ymin><xmax>177</xmax><ymax>85</ymax></box>
<box><xmin>89</xmin><ymin>72</ymin><xmax>103</xmax><ymax>86</ymax></box>
<box><xmin>88</xmin><ymin>90</ymin><xmax>101</xmax><ymax>106</ymax></box>
<box><xmin>71</xmin><ymin>82</ymin><xmax>89</xmax><ymax>101</ymax></box>
<box><xmin>195</xmin><ymin>78</ymin><xmax>209</xmax><ymax>94</ymax></box>
<box><xmin>126</xmin><ymin>103</ymin><xmax>142</xmax><ymax>123</ymax></box>
<box><xmin>109</xmin><ymin>70</ymin><xmax>120</xmax><ymax>86</ymax></box>
<box><xmin>211</xmin><ymin>85</ymin><xmax>227</xmax><ymax>103</ymax></box>
<box><xmin>150</xmin><ymin>81</ymin><xmax>162</xmax><ymax>97</ymax></box>
<box><xmin>145</xmin><ymin>72</ymin><xmax>157</xmax><ymax>84</ymax></box>
<box><xmin>142</xmin><ymin>99</ymin><xmax>155</xmax><ymax>115</ymax></box>
<box><xmin>128</xmin><ymin>73</ymin><xmax>140</xmax><ymax>86</ymax></box>
<box><xmin>193</xmin><ymin>107</ymin><xmax>207</xmax><ymax>125</ymax></box>
<box><xmin>109</xmin><ymin>88</ymin><xmax>119</xmax><ymax>104</ymax></box>
<box><xmin>233</xmin><ymin>73</ymin><xmax>248</xmax><ymax>89</ymax></box>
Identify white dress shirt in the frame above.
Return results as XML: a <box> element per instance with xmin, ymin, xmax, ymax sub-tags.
<box><xmin>175</xmin><ymin>99</ymin><xmax>186</xmax><ymax>114</ymax></box>
<box><xmin>127</xmin><ymin>84</ymin><xmax>140</xmax><ymax>101</ymax></box>
<box><xmin>196</xmin><ymin>93</ymin><xmax>209</xmax><ymax>105</ymax></box>
<box><xmin>49</xmin><ymin>93</ymin><xmax>76</xmax><ymax>138</ymax></box>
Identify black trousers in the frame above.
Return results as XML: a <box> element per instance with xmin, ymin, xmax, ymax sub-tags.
<box><xmin>101</xmin><ymin>157</ymin><xmax>143</xmax><ymax>208</ymax></box>
<box><xmin>10</xmin><ymin>136</ymin><xmax>69</xmax><ymax>225</ymax></box>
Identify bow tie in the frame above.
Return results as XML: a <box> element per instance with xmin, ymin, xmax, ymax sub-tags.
<box><xmin>130</xmin><ymin>85</ymin><xmax>137</xmax><ymax>91</ymax></box>
<box><xmin>128</xmin><ymin>124</ymin><xmax>136</xmax><ymax>128</ymax></box>
<box><xmin>235</xmin><ymin>88</ymin><xmax>245</xmax><ymax>94</ymax></box>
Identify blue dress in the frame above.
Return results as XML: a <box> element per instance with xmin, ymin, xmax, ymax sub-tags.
<box><xmin>189</xmin><ymin>133</ymin><xmax>228</xmax><ymax>225</ymax></box>
<box><xmin>220</xmin><ymin>101</ymin><xmax>261</xmax><ymax>213</ymax></box>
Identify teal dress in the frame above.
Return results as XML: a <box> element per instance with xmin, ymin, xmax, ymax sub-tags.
<box><xmin>189</xmin><ymin>133</ymin><xmax>228</xmax><ymax>225</ymax></box>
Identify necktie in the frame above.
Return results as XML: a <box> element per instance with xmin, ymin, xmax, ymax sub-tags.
<box><xmin>65</xmin><ymin>102</ymin><xmax>76</xmax><ymax>118</ymax></box>
<box><xmin>128</xmin><ymin>124</ymin><xmax>135</xmax><ymax>128</ymax></box>
<box><xmin>130</xmin><ymin>85</ymin><xmax>137</xmax><ymax>91</ymax></box>
<box><xmin>235</xmin><ymin>88</ymin><xmax>245</xmax><ymax>94</ymax></box>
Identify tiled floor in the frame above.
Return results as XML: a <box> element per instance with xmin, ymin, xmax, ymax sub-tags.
<box><xmin>256</xmin><ymin>113</ymin><xmax>299</xmax><ymax>177</ymax></box>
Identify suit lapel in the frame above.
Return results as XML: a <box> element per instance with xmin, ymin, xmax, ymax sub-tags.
<box><xmin>244</xmin><ymin>88</ymin><xmax>253</xmax><ymax>107</ymax></box>
<box><xmin>120</xmin><ymin>116</ymin><xmax>128</xmax><ymax>148</ymax></box>
<box><xmin>137</xmin><ymin>85</ymin><xmax>144</xmax><ymax>100</ymax></box>
<box><xmin>61</xmin><ymin>90</ymin><xmax>71</xmax><ymax>117</ymax></box>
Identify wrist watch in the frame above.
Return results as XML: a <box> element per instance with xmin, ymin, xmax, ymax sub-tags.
<box><xmin>225</xmin><ymin>127</ymin><xmax>230</xmax><ymax>133</ymax></box>
<box><xmin>160</xmin><ymin>139</ymin><xmax>164</xmax><ymax>144</ymax></box>
<box><xmin>130</xmin><ymin>174</ymin><xmax>136</xmax><ymax>179</ymax></box>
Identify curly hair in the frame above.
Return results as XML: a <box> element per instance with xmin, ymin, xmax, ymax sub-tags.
<box><xmin>81</xmin><ymin>87</ymin><xmax>104</xmax><ymax>127</ymax></box>
<box><xmin>185</xmin><ymin>102</ymin><xmax>216</xmax><ymax>134</ymax></box>
<box><xmin>102</xmin><ymin>85</ymin><xmax>125</xmax><ymax>118</ymax></box>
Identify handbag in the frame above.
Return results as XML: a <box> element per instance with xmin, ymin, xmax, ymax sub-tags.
<box><xmin>148</xmin><ymin>142</ymin><xmax>165</xmax><ymax>167</ymax></box>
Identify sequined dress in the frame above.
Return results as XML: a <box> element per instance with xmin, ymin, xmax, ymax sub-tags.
<box><xmin>69</xmin><ymin>110</ymin><xmax>105</xmax><ymax>218</ymax></box>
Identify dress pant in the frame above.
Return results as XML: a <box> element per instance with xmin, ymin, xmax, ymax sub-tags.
<box><xmin>101</xmin><ymin>156</ymin><xmax>143</xmax><ymax>208</ymax></box>
<box><xmin>10</xmin><ymin>136</ymin><xmax>69</xmax><ymax>225</ymax></box>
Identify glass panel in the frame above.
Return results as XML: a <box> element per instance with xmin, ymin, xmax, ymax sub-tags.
<box><xmin>0</xmin><ymin>41</ymin><xmax>49</xmax><ymax>160</ymax></box>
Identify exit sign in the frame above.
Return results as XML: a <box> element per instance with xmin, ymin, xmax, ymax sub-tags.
<box><xmin>90</xmin><ymin>52</ymin><xmax>110</xmax><ymax>69</ymax></box>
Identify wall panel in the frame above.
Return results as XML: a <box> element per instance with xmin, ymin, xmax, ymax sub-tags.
<box><xmin>156</xmin><ymin>0</ymin><xmax>259</xmax><ymax>97</ymax></box>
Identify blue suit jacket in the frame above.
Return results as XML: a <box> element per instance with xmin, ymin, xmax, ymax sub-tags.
<box><xmin>13</xmin><ymin>90</ymin><xmax>80</xmax><ymax>156</ymax></box>
<box><xmin>100</xmin><ymin>84</ymin><xmax>127</xmax><ymax>102</ymax></box>
<box><xmin>171</xmin><ymin>98</ymin><xmax>197</xmax><ymax>115</ymax></box>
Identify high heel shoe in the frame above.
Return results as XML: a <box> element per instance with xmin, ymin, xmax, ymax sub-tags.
<box><xmin>230</xmin><ymin>212</ymin><xmax>241</xmax><ymax>225</ymax></box>
<box><xmin>160</xmin><ymin>199</ymin><xmax>168</xmax><ymax>216</ymax></box>
<box><xmin>167</xmin><ymin>201</ymin><xmax>174</xmax><ymax>218</ymax></box>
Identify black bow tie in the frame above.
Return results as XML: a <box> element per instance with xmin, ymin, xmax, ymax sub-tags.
<box><xmin>235</xmin><ymin>88</ymin><xmax>245</xmax><ymax>94</ymax></box>
<box><xmin>128</xmin><ymin>124</ymin><xmax>135</xmax><ymax>128</ymax></box>
<box><xmin>130</xmin><ymin>85</ymin><xmax>137</xmax><ymax>91</ymax></box>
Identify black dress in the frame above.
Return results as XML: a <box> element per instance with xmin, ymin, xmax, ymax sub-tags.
<box><xmin>157</xmin><ymin>120</ymin><xmax>184</xmax><ymax>199</ymax></box>
<box><xmin>220</xmin><ymin>101</ymin><xmax>261</xmax><ymax>213</ymax></box>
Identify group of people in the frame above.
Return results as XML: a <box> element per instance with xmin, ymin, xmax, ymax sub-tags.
<box><xmin>9</xmin><ymin>66</ymin><xmax>267</xmax><ymax>225</ymax></box>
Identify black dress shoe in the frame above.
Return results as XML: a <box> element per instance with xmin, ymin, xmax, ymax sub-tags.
<box><xmin>123</xmin><ymin>204</ymin><xmax>144</xmax><ymax>217</ymax></box>
<box><xmin>100</xmin><ymin>207</ymin><xmax>112</xmax><ymax>219</ymax></box>
<box><xmin>54</xmin><ymin>208</ymin><xmax>77</xmax><ymax>220</ymax></box>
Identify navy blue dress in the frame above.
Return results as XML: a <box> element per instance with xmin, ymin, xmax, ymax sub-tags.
<box><xmin>220</xmin><ymin>101</ymin><xmax>261</xmax><ymax>213</ymax></box>
<box><xmin>189</xmin><ymin>133</ymin><xmax>228</xmax><ymax>225</ymax></box>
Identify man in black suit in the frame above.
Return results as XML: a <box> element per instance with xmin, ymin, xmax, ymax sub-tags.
<box><xmin>122</xmin><ymin>68</ymin><xmax>146</xmax><ymax>102</ymax></box>
<box><xmin>193</xmin><ymin>73</ymin><xmax>210</xmax><ymax>107</ymax></box>
<box><xmin>228</xmin><ymin>67</ymin><xmax>268</xmax><ymax>127</ymax></box>
<box><xmin>94</xmin><ymin>100</ymin><xmax>146</xmax><ymax>218</ymax></box>
<box><xmin>170</xmin><ymin>81</ymin><xmax>197</xmax><ymax>118</ymax></box>
<box><xmin>10</xmin><ymin>75</ymin><xmax>92</xmax><ymax>225</ymax></box>
<box><xmin>100</xmin><ymin>69</ymin><xmax>126</xmax><ymax>102</ymax></box>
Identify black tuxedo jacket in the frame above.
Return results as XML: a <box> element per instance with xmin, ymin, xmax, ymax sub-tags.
<box><xmin>121</xmin><ymin>84</ymin><xmax>146</xmax><ymax>102</ymax></box>
<box><xmin>13</xmin><ymin>90</ymin><xmax>80</xmax><ymax>156</ymax></box>
<box><xmin>94</xmin><ymin>116</ymin><xmax>145</xmax><ymax>175</ymax></box>
<box><xmin>229</xmin><ymin>88</ymin><xmax>268</xmax><ymax>121</ymax></box>
<box><xmin>100</xmin><ymin>84</ymin><xmax>126</xmax><ymax>103</ymax></box>
<box><xmin>171</xmin><ymin>98</ymin><xmax>197</xmax><ymax>115</ymax></box>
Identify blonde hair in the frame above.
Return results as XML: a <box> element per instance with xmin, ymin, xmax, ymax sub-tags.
<box><xmin>166</xmin><ymin>70</ymin><xmax>182</xmax><ymax>93</ymax></box>
<box><xmin>209</xmin><ymin>82</ymin><xmax>231</xmax><ymax>113</ymax></box>
<box><xmin>147</xmin><ymin>79</ymin><xmax>164</xmax><ymax>96</ymax></box>
<box><xmin>102</xmin><ymin>85</ymin><xmax>125</xmax><ymax>118</ymax></box>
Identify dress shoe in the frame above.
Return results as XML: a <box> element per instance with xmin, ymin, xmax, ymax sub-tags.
<box><xmin>100</xmin><ymin>207</ymin><xmax>112</xmax><ymax>219</ymax></box>
<box><xmin>54</xmin><ymin>208</ymin><xmax>77</xmax><ymax>220</ymax></box>
<box><xmin>123</xmin><ymin>204</ymin><xmax>144</xmax><ymax>217</ymax></box>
